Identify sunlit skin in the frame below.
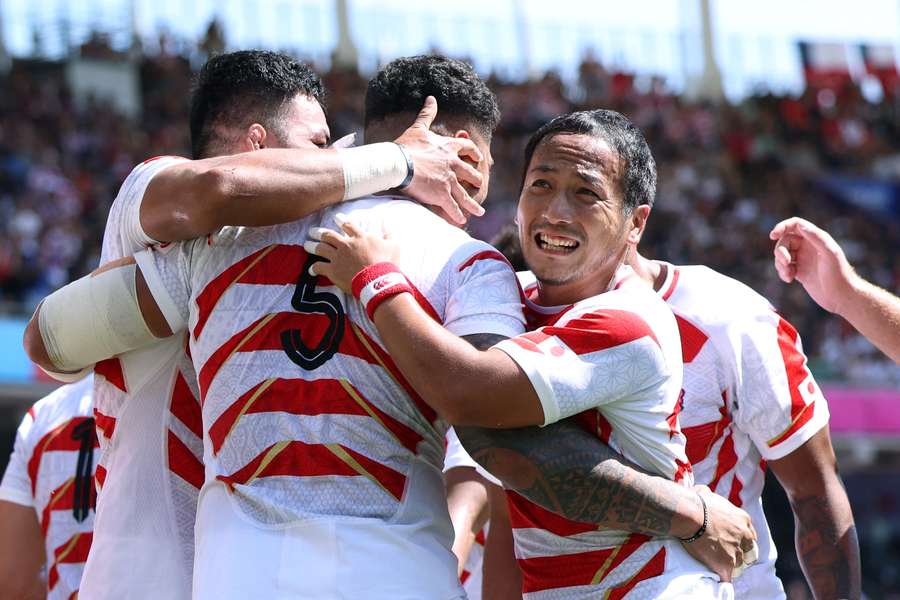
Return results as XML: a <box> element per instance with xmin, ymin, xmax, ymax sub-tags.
<box><xmin>266</xmin><ymin>94</ymin><xmax>331</xmax><ymax>149</ymax></box>
<box><xmin>517</xmin><ymin>133</ymin><xmax>650</xmax><ymax>307</ymax></box>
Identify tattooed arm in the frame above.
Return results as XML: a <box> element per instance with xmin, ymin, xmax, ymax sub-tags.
<box><xmin>457</xmin><ymin>334</ymin><xmax>756</xmax><ymax>581</ymax></box>
<box><xmin>770</xmin><ymin>427</ymin><xmax>861</xmax><ymax>600</ymax></box>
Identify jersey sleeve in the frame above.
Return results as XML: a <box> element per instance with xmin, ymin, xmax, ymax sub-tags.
<box><xmin>444</xmin><ymin>246</ymin><xmax>525</xmax><ymax>339</ymax></box>
<box><xmin>0</xmin><ymin>406</ymin><xmax>38</xmax><ymax>507</ymax></box>
<box><xmin>728</xmin><ymin>312</ymin><xmax>830</xmax><ymax>461</ymax></box>
<box><xmin>494</xmin><ymin>307</ymin><xmax>668</xmax><ymax>426</ymax></box>
<box><xmin>103</xmin><ymin>156</ymin><xmax>187</xmax><ymax>258</ymax></box>
<box><xmin>443</xmin><ymin>428</ymin><xmax>501</xmax><ymax>486</ymax></box>
<box><xmin>132</xmin><ymin>243</ymin><xmax>196</xmax><ymax>335</ymax></box>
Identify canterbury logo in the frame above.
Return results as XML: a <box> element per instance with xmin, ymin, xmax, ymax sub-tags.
<box><xmin>372</xmin><ymin>278</ymin><xmax>393</xmax><ymax>291</ymax></box>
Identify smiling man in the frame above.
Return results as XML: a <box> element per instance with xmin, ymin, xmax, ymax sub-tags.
<box><xmin>306</xmin><ymin>109</ymin><xmax>755</xmax><ymax>598</ymax></box>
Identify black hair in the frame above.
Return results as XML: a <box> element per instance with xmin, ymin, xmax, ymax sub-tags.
<box><xmin>364</xmin><ymin>55</ymin><xmax>500</xmax><ymax>139</ymax></box>
<box><xmin>189</xmin><ymin>50</ymin><xmax>326</xmax><ymax>158</ymax></box>
<box><xmin>522</xmin><ymin>109</ymin><xmax>657</xmax><ymax>212</ymax></box>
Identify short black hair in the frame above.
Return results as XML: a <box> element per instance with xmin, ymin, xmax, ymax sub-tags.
<box><xmin>189</xmin><ymin>50</ymin><xmax>326</xmax><ymax>158</ymax></box>
<box><xmin>522</xmin><ymin>109</ymin><xmax>657</xmax><ymax>212</ymax></box>
<box><xmin>364</xmin><ymin>55</ymin><xmax>500</xmax><ymax>139</ymax></box>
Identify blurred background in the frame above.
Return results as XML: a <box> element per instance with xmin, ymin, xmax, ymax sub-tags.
<box><xmin>0</xmin><ymin>0</ymin><xmax>898</xmax><ymax>596</ymax></box>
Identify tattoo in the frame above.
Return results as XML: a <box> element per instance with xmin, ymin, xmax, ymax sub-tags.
<box><xmin>455</xmin><ymin>422</ymin><xmax>683</xmax><ymax>536</ymax></box>
<box><xmin>791</xmin><ymin>491</ymin><xmax>861</xmax><ymax>600</ymax></box>
<box><xmin>460</xmin><ymin>333</ymin><xmax>509</xmax><ymax>350</ymax></box>
<box><xmin>457</xmin><ymin>332</ymin><xmax>688</xmax><ymax>536</ymax></box>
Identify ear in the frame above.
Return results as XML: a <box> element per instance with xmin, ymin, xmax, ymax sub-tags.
<box><xmin>241</xmin><ymin>123</ymin><xmax>268</xmax><ymax>152</ymax></box>
<box><xmin>627</xmin><ymin>205</ymin><xmax>651</xmax><ymax>245</ymax></box>
<box><xmin>453</xmin><ymin>130</ymin><xmax>471</xmax><ymax>140</ymax></box>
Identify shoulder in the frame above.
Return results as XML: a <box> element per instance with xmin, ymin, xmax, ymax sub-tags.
<box><xmin>24</xmin><ymin>376</ymin><xmax>94</xmax><ymax>441</ymax></box>
<box><xmin>668</xmin><ymin>265</ymin><xmax>774</xmax><ymax>328</ymax></box>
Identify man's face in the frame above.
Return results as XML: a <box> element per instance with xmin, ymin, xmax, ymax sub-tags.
<box><xmin>271</xmin><ymin>93</ymin><xmax>330</xmax><ymax>149</ymax></box>
<box><xmin>517</xmin><ymin>132</ymin><xmax>632</xmax><ymax>294</ymax></box>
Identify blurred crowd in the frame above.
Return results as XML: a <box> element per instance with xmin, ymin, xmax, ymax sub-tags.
<box><xmin>0</xmin><ymin>35</ymin><xmax>899</xmax><ymax>387</ymax></box>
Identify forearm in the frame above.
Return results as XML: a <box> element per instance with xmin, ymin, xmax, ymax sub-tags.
<box><xmin>789</xmin><ymin>478</ymin><xmax>860</xmax><ymax>600</ymax></box>
<box><xmin>372</xmin><ymin>294</ymin><xmax>539</xmax><ymax>427</ymax></box>
<box><xmin>840</xmin><ymin>275</ymin><xmax>900</xmax><ymax>363</ymax></box>
<box><xmin>455</xmin><ymin>421</ymin><xmax>703</xmax><ymax>539</ymax></box>
<box><xmin>145</xmin><ymin>149</ymin><xmax>345</xmax><ymax>240</ymax></box>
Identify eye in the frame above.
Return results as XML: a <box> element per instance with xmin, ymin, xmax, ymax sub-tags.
<box><xmin>531</xmin><ymin>178</ymin><xmax>551</xmax><ymax>189</ymax></box>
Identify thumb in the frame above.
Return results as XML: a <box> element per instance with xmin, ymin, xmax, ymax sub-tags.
<box><xmin>412</xmin><ymin>96</ymin><xmax>438</xmax><ymax>130</ymax></box>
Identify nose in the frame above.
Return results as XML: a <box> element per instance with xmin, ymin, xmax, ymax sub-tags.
<box><xmin>542</xmin><ymin>190</ymin><xmax>574</xmax><ymax>225</ymax></box>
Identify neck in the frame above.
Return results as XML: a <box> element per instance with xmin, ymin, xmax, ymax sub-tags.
<box><xmin>627</xmin><ymin>251</ymin><xmax>666</xmax><ymax>292</ymax></box>
<box><xmin>535</xmin><ymin>257</ymin><xmax>621</xmax><ymax>307</ymax></box>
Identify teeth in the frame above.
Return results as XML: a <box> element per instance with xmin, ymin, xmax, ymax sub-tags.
<box><xmin>538</xmin><ymin>233</ymin><xmax>578</xmax><ymax>249</ymax></box>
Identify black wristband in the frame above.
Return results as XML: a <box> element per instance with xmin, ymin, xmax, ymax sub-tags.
<box><xmin>679</xmin><ymin>493</ymin><xmax>708</xmax><ymax>543</ymax></box>
<box><xmin>395</xmin><ymin>143</ymin><xmax>415</xmax><ymax>189</ymax></box>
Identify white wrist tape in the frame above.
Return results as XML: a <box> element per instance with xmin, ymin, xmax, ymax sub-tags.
<box><xmin>38</xmin><ymin>262</ymin><xmax>157</xmax><ymax>372</ymax></box>
<box><xmin>337</xmin><ymin>142</ymin><xmax>409</xmax><ymax>201</ymax></box>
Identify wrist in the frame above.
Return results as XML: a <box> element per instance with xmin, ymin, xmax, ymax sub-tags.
<box><xmin>678</xmin><ymin>492</ymin><xmax>708</xmax><ymax>543</ymax></box>
<box><xmin>351</xmin><ymin>262</ymin><xmax>414</xmax><ymax>321</ymax></box>
<box><xmin>337</xmin><ymin>143</ymin><xmax>409</xmax><ymax>201</ymax></box>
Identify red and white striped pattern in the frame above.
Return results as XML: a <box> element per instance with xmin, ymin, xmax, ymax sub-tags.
<box><xmin>139</xmin><ymin>197</ymin><xmax>525</xmax><ymax>598</ymax></box>
<box><xmin>498</xmin><ymin>269</ymin><xmax>723</xmax><ymax>598</ymax></box>
<box><xmin>0</xmin><ymin>376</ymin><xmax>97</xmax><ymax>600</ymax></box>
<box><xmin>658</xmin><ymin>263</ymin><xmax>829</xmax><ymax>599</ymax></box>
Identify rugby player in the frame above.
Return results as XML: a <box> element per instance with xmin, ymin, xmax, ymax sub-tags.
<box><xmin>308</xmin><ymin>109</ymin><xmax>756</xmax><ymax>598</ymax></box>
<box><xmin>625</xmin><ymin>245</ymin><xmax>860</xmax><ymax>598</ymax></box>
<box><xmin>27</xmin><ymin>55</ymin><xmax>524</xmax><ymax>600</ymax></box>
<box><xmin>772</xmin><ymin>216</ymin><xmax>900</xmax><ymax>363</ymax></box>
<box><xmin>40</xmin><ymin>49</ymin><xmax>487</xmax><ymax>600</ymax></box>
<box><xmin>0</xmin><ymin>376</ymin><xmax>97</xmax><ymax>599</ymax></box>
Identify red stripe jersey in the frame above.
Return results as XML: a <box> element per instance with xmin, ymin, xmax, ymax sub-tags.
<box><xmin>658</xmin><ymin>263</ymin><xmax>829</xmax><ymax>599</ymax></box>
<box><xmin>0</xmin><ymin>376</ymin><xmax>97</xmax><ymax>600</ymax></box>
<box><xmin>498</xmin><ymin>269</ymin><xmax>724</xmax><ymax>598</ymax></box>
<box><xmin>135</xmin><ymin>196</ymin><xmax>525</xmax><ymax>597</ymax></box>
<box><xmin>83</xmin><ymin>155</ymin><xmax>202</xmax><ymax>600</ymax></box>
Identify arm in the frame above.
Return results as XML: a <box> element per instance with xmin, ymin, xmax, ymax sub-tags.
<box><xmin>769</xmin><ymin>427</ymin><xmax>860</xmax><ymax>600</ymax></box>
<box><xmin>771</xmin><ymin>217</ymin><xmax>900</xmax><ymax>362</ymax></box>
<box><xmin>142</xmin><ymin>97</ymin><xmax>485</xmax><ymax>241</ymax></box>
<box><xmin>445</xmin><ymin>466</ymin><xmax>490</xmax><ymax>577</ymax></box>
<box><xmin>0</xmin><ymin>500</ymin><xmax>45</xmax><ymax>600</ymax></box>
<box><xmin>23</xmin><ymin>256</ymin><xmax>178</xmax><ymax>377</ymax></box>
<box><xmin>481</xmin><ymin>483</ymin><xmax>522</xmax><ymax>600</ymax></box>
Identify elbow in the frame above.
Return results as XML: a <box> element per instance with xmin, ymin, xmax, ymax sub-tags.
<box><xmin>22</xmin><ymin>308</ymin><xmax>53</xmax><ymax>372</ymax></box>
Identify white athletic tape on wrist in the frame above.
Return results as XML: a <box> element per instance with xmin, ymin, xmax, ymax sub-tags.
<box><xmin>337</xmin><ymin>142</ymin><xmax>409</xmax><ymax>201</ymax></box>
<box><xmin>351</xmin><ymin>262</ymin><xmax>413</xmax><ymax>321</ymax></box>
<box><xmin>38</xmin><ymin>262</ymin><xmax>157</xmax><ymax>372</ymax></box>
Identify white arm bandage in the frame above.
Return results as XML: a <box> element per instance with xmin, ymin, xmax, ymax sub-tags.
<box><xmin>337</xmin><ymin>142</ymin><xmax>410</xmax><ymax>201</ymax></box>
<box><xmin>38</xmin><ymin>262</ymin><xmax>158</xmax><ymax>372</ymax></box>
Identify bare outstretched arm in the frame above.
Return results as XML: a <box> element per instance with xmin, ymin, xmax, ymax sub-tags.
<box><xmin>771</xmin><ymin>217</ymin><xmax>900</xmax><ymax>363</ymax></box>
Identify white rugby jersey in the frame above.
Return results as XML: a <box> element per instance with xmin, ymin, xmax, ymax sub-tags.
<box><xmin>81</xmin><ymin>156</ymin><xmax>203</xmax><ymax>600</ymax></box>
<box><xmin>657</xmin><ymin>263</ymin><xmax>830</xmax><ymax>599</ymax></box>
<box><xmin>0</xmin><ymin>376</ymin><xmax>98</xmax><ymax>600</ymax></box>
<box><xmin>136</xmin><ymin>196</ymin><xmax>526</xmax><ymax>599</ymax></box>
<box><xmin>499</xmin><ymin>270</ymin><xmax>728</xmax><ymax>599</ymax></box>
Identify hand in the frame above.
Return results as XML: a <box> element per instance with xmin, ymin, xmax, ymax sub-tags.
<box><xmin>393</xmin><ymin>96</ymin><xmax>486</xmax><ymax>225</ymax></box>
<box><xmin>769</xmin><ymin>217</ymin><xmax>857</xmax><ymax>315</ymax></box>
<box><xmin>305</xmin><ymin>216</ymin><xmax>402</xmax><ymax>293</ymax></box>
<box><xmin>681</xmin><ymin>486</ymin><xmax>757</xmax><ymax>583</ymax></box>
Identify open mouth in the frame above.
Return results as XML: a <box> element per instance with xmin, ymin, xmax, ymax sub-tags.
<box><xmin>534</xmin><ymin>232</ymin><xmax>580</xmax><ymax>255</ymax></box>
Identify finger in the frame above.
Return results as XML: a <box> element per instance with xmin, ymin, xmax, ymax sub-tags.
<box><xmin>449</xmin><ymin>137</ymin><xmax>484</xmax><ymax>165</ymax></box>
<box><xmin>333</xmin><ymin>212</ymin><xmax>350</xmax><ymax>230</ymax></box>
<box><xmin>769</xmin><ymin>217</ymin><xmax>806</xmax><ymax>240</ymax></box>
<box><xmin>339</xmin><ymin>219</ymin><xmax>364</xmax><ymax>237</ymax></box>
<box><xmin>412</xmin><ymin>96</ymin><xmax>437</xmax><ymax>130</ymax></box>
<box><xmin>309</xmin><ymin>226</ymin><xmax>338</xmax><ymax>242</ymax></box>
<box><xmin>774</xmin><ymin>258</ymin><xmax>795</xmax><ymax>283</ymax></box>
<box><xmin>451</xmin><ymin>157</ymin><xmax>484</xmax><ymax>190</ymax></box>
<box><xmin>309</xmin><ymin>260</ymin><xmax>334</xmax><ymax>279</ymax></box>
<box><xmin>452</xmin><ymin>178</ymin><xmax>485</xmax><ymax>218</ymax></box>
<box><xmin>303</xmin><ymin>240</ymin><xmax>337</xmax><ymax>261</ymax></box>
<box><xmin>318</xmin><ymin>229</ymin><xmax>349</xmax><ymax>249</ymax></box>
<box><xmin>445</xmin><ymin>183</ymin><xmax>469</xmax><ymax>225</ymax></box>
<box><xmin>774</xmin><ymin>242</ymin><xmax>793</xmax><ymax>265</ymax></box>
